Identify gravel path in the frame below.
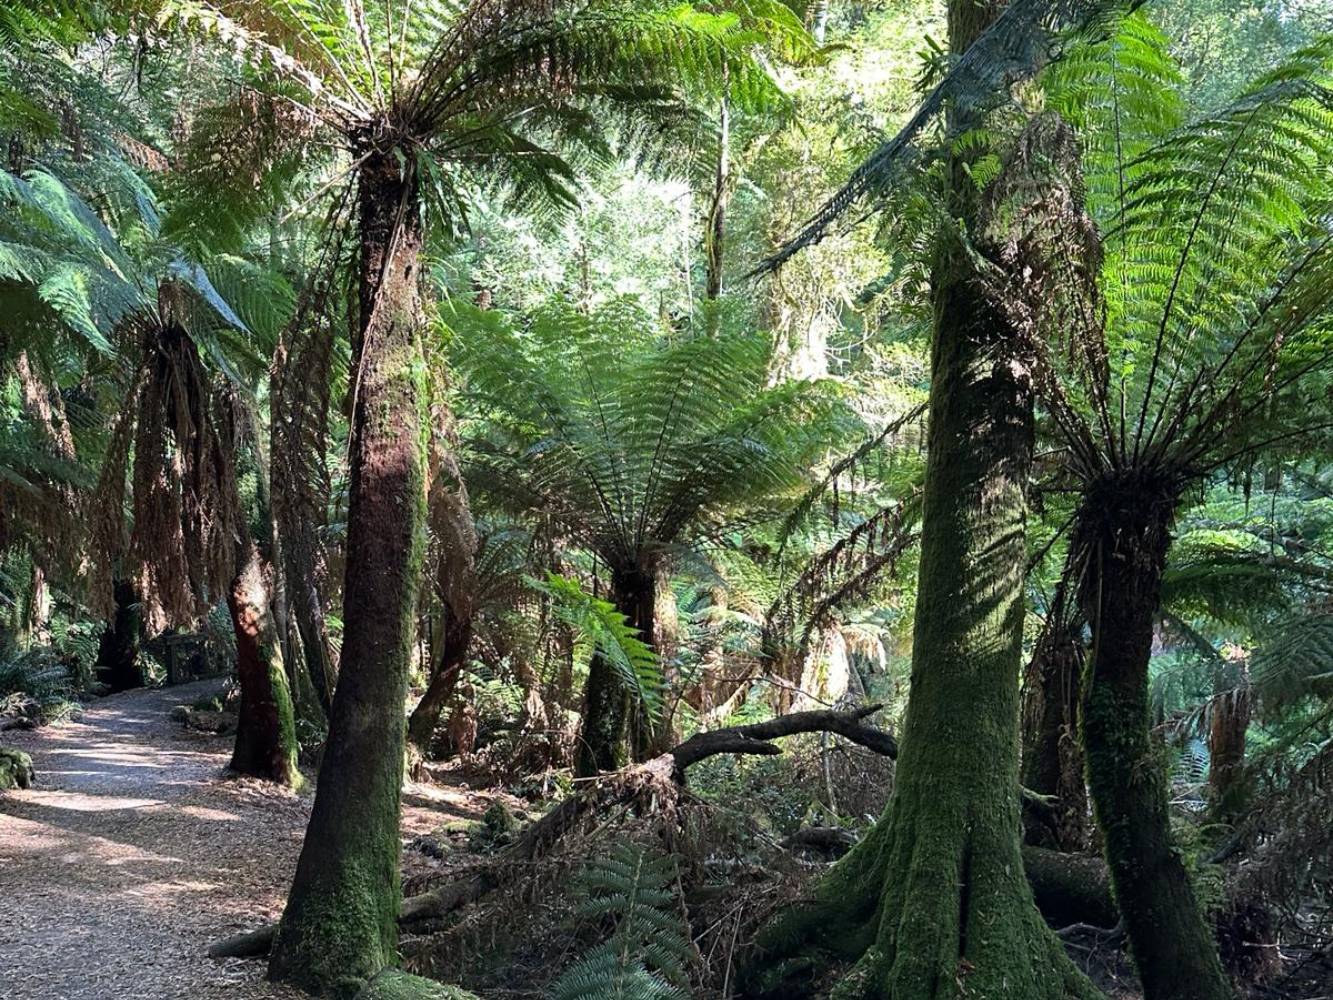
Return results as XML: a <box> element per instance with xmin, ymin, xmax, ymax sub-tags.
<box><xmin>0</xmin><ymin>682</ymin><xmax>483</xmax><ymax>1000</ymax></box>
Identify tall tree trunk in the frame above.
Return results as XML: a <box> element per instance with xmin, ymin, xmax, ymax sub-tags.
<box><xmin>268</xmin><ymin>149</ymin><xmax>429</xmax><ymax>995</ymax></box>
<box><xmin>97</xmin><ymin>578</ymin><xmax>143</xmax><ymax>692</ymax></box>
<box><xmin>406</xmin><ymin>611</ymin><xmax>471</xmax><ymax>752</ymax></box>
<box><xmin>227</xmin><ymin>539</ymin><xmax>302</xmax><ymax>787</ymax></box>
<box><xmin>1208</xmin><ymin>659</ymin><xmax>1250</xmax><ymax>822</ymax></box>
<box><xmin>575</xmin><ymin>564</ymin><xmax>655</xmax><ymax>777</ymax></box>
<box><xmin>742</xmin><ymin>6</ymin><xmax>1100</xmax><ymax>998</ymax></box>
<box><xmin>1021</xmin><ymin>610</ymin><xmax>1091</xmax><ymax>851</ymax></box>
<box><xmin>1075</xmin><ymin>484</ymin><xmax>1233</xmax><ymax>1000</ymax></box>
<box><xmin>704</xmin><ymin>89</ymin><xmax>730</xmax><ymax>304</ymax></box>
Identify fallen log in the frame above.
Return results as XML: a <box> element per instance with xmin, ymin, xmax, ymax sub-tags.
<box><xmin>209</xmin><ymin>705</ymin><xmax>899</xmax><ymax>958</ymax></box>
<box><xmin>1021</xmin><ymin>844</ymin><xmax>1118</xmax><ymax>929</ymax></box>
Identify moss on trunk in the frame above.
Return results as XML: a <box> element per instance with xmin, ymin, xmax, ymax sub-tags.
<box><xmin>268</xmin><ymin>147</ymin><xmax>429</xmax><ymax>996</ymax></box>
<box><xmin>576</xmin><ymin>564</ymin><xmax>655</xmax><ymax>777</ymax></box>
<box><xmin>228</xmin><ymin>539</ymin><xmax>302</xmax><ymax>788</ymax></box>
<box><xmin>744</xmin><ymin>17</ymin><xmax>1101</xmax><ymax>1000</ymax></box>
<box><xmin>1074</xmin><ymin>481</ymin><xmax>1233</xmax><ymax>1000</ymax></box>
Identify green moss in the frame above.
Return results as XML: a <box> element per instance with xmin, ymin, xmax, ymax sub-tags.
<box><xmin>266</xmin><ymin>646</ymin><xmax>304</xmax><ymax>790</ymax></box>
<box><xmin>270</xmin><ymin>856</ymin><xmax>399</xmax><ymax>996</ymax></box>
<box><xmin>0</xmin><ymin>747</ymin><xmax>34</xmax><ymax>790</ymax></box>
<box><xmin>354</xmin><ymin>970</ymin><xmax>478</xmax><ymax>1000</ymax></box>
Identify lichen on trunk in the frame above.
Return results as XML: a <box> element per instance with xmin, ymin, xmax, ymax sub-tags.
<box><xmin>268</xmin><ymin>145</ymin><xmax>430</xmax><ymax>996</ymax></box>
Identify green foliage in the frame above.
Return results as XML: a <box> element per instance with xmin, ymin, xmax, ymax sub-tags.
<box><xmin>1249</xmin><ymin>613</ymin><xmax>1333</xmax><ymax>719</ymax></box>
<box><xmin>551</xmin><ymin>844</ymin><xmax>693</xmax><ymax>1000</ymax></box>
<box><xmin>530</xmin><ymin>572</ymin><xmax>663</xmax><ymax>718</ymax></box>
<box><xmin>0</xmin><ymin>648</ymin><xmax>79</xmax><ymax>724</ymax></box>
<box><xmin>450</xmin><ymin>297</ymin><xmax>854</xmax><ymax>568</ymax></box>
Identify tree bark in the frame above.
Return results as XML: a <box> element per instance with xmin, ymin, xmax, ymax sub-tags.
<box><xmin>576</xmin><ymin>564</ymin><xmax>655</xmax><ymax>777</ymax></box>
<box><xmin>406</xmin><ymin>610</ymin><xmax>470</xmax><ymax>752</ymax></box>
<box><xmin>268</xmin><ymin>148</ymin><xmax>430</xmax><ymax>995</ymax></box>
<box><xmin>1021</xmin><ymin>610</ymin><xmax>1091</xmax><ymax>851</ymax></box>
<box><xmin>227</xmin><ymin>539</ymin><xmax>302</xmax><ymax>788</ymax></box>
<box><xmin>97</xmin><ymin>578</ymin><xmax>144</xmax><ymax>692</ymax></box>
<box><xmin>741</xmin><ymin>6</ymin><xmax>1100</xmax><ymax>998</ymax></box>
<box><xmin>1207</xmin><ymin>660</ymin><xmax>1250</xmax><ymax>823</ymax></box>
<box><xmin>1074</xmin><ymin>483</ymin><xmax>1233</xmax><ymax>1000</ymax></box>
<box><xmin>704</xmin><ymin>89</ymin><xmax>730</xmax><ymax>303</ymax></box>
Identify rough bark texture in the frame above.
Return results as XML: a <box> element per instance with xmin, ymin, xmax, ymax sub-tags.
<box><xmin>406</xmin><ymin>610</ymin><xmax>470</xmax><ymax>752</ymax></box>
<box><xmin>97</xmin><ymin>579</ymin><xmax>144</xmax><ymax>692</ymax></box>
<box><xmin>576</xmin><ymin>564</ymin><xmax>655</xmax><ymax>777</ymax></box>
<box><xmin>1208</xmin><ymin>662</ymin><xmax>1251</xmax><ymax>822</ymax></box>
<box><xmin>1021</xmin><ymin>612</ymin><xmax>1090</xmax><ymax>850</ymax></box>
<box><xmin>1075</xmin><ymin>480</ymin><xmax>1233</xmax><ymax>1000</ymax></box>
<box><xmin>227</xmin><ymin>539</ymin><xmax>302</xmax><ymax>788</ymax></box>
<box><xmin>268</xmin><ymin>148</ymin><xmax>429</xmax><ymax>997</ymax></box>
<box><xmin>741</xmin><ymin>6</ymin><xmax>1101</xmax><ymax>998</ymax></box>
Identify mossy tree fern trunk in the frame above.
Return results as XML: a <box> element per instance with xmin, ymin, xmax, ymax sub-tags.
<box><xmin>743</xmin><ymin>4</ymin><xmax>1101</xmax><ymax>997</ymax></box>
<box><xmin>1074</xmin><ymin>480</ymin><xmax>1233</xmax><ymax>1000</ymax></box>
<box><xmin>576</xmin><ymin>563</ymin><xmax>656</xmax><ymax>777</ymax></box>
<box><xmin>268</xmin><ymin>146</ymin><xmax>430</xmax><ymax>996</ymax></box>
<box><xmin>227</xmin><ymin>538</ymin><xmax>301</xmax><ymax>788</ymax></box>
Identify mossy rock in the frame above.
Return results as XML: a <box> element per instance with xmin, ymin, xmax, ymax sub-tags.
<box><xmin>171</xmin><ymin>705</ymin><xmax>237</xmax><ymax>735</ymax></box>
<box><xmin>354</xmin><ymin>970</ymin><xmax>478</xmax><ymax>1000</ymax></box>
<box><xmin>0</xmin><ymin>748</ymin><xmax>35</xmax><ymax>790</ymax></box>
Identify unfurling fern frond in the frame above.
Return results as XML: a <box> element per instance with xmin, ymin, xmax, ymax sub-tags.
<box><xmin>551</xmin><ymin>844</ymin><xmax>692</xmax><ymax>1000</ymax></box>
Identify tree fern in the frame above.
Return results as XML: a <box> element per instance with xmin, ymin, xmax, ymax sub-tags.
<box><xmin>1249</xmin><ymin>613</ymin><xmax>1333</xmax><ymax>719</ymax></box>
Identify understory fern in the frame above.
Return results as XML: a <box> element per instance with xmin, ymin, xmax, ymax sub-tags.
<box><xmin>550</xmin><ymin>845</ymin><xmax>693</xmax><ymax>1000</ymax></box>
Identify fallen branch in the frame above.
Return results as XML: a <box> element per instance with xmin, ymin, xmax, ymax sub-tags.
<box><xmin>668</xmin><ymin>704</ymin><xmax>897</xmax><ymax>778</ymax></box>
<box><xmin>210</xmin><ymin>705</ymin><xmax>899</xmax><ymax>958</ymax></box>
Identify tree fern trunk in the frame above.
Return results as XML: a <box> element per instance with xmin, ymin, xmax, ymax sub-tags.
<box><xmin>576</xmin><ymin>565</ymin><xmax>655</xmax><ymax>777</ymax></box>
<box><xmin>97</xmin><ymin>578</ymin><xmax>143</xmax><ymax>692</ymax></box>
<box><xmin>743</xmin><ymin>5</ymin><xmax>1101</xmax><ymax>997</ymax></box>
<box><xmin>227</xmin><ymin>538</ymin><xmax>301</xmax><ymax>788</ymax></box>
<box><xmin>268</xmin><ymin>148</ymin><xmax>429</xmax><ymax>995</ymax></box>
<box><xmin>1076</xmin><ymin>489</ymin><xmax>1233</xmax><ymax>1000</ymax></box>
<box><xmin>406</xmin><ymin>610</ymin><xmax>470</xmax><ymax>752</ymax></box>
<box><xmin>1021</xmin><ymin>613</ymin><xmax>1090</xmax><ymax>851</ymax></box>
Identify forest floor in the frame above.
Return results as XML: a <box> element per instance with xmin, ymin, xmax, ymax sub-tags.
<box><xmin>0</xmin><ymin>681</ymin><xmax>494</xmax><ymax>1000</ymax></box>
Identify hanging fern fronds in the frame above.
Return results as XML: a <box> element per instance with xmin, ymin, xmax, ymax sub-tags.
<box><xmin>1249</xmin><ymin>613</ymin><xmax>1333</xmax><ymax>720</ymax></box>
<box><xmin>756</xmin><ymin>0</ymin><xmax>1147</xmax><ymax>272</ymax></box>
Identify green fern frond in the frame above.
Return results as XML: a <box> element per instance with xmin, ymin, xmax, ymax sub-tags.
<box><xmin>530</xmin><ymin>572</ymin><xmax>663</xmax><ymax>716</ymax></box>
<box><xmin>551</xmin><ymin>844</ymin><xmax>693</xmax><ymax>1000</ymax></box>
<box><xmin>1250</xmin><ymin>613</ymin><xmax>1333</xmax><ymax>719</ymax></box>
